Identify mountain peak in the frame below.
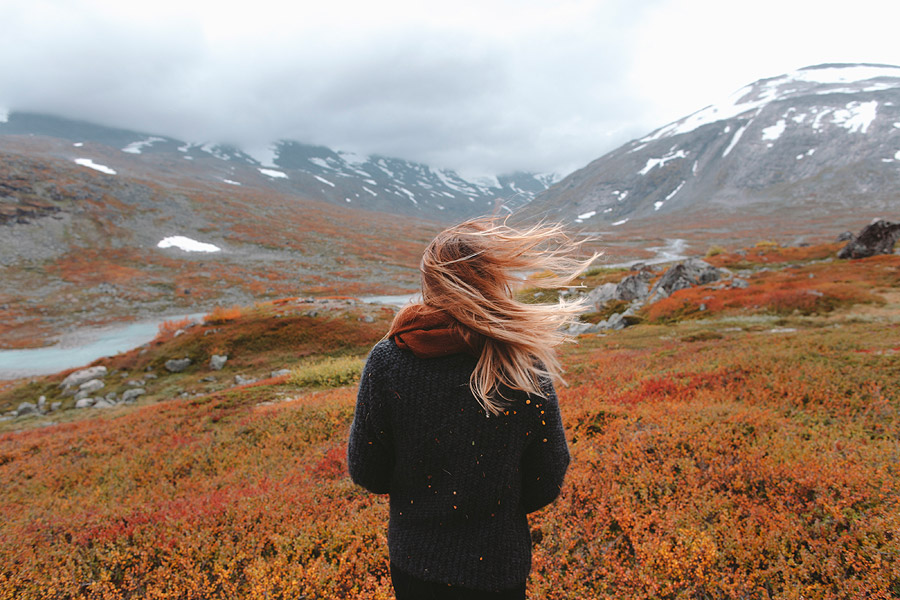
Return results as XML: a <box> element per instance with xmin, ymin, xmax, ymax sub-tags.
<box><xmin>520</xmin><ymin>63</ymin><xmax>900</xmax><ymax>244</ymax></box>
<box><xmin>642</xmin><ymin>62</ymin><xmax>900</xmax><ymax>143</ymax></box>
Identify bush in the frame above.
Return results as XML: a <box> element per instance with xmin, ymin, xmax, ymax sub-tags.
<box><xmin>157</xmin><ymin>317</ymin><xmax>193</xmax><ymax>339</ymax></box>
<box><xmin>289</xmin><ymin>356</ymin><xmax>365</xmax><ymax>388</ymax></box>
<box><xmin>204</xmin><ymin>305</ymin><xmax>243</xmax><ymax>325</ymax></box>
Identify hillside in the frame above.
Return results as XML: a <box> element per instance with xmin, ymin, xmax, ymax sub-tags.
<box><xmin>0</xmin><ymin>145</ymin><xmax>441</xmax><ymax>349</ymax></box>
<box><xmin>520</xmin><ymin>63</ymin><xmax>900</xmax><ymax>250</ymax></box>
<box><xmin>0</xmin><ymin>112</ymin><xmax>556</xmax><ymax>223</ymax></box>
<box><xmin>1</xmin><ymin>242</ymin><xmax>898</xmax><ymax>598</ymax></box>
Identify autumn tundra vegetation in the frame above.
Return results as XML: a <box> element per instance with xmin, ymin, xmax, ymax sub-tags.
<box><xmin>0</xmin><ymin>240</ymin><xmax>898</xmax><ymax>599</ymax></box>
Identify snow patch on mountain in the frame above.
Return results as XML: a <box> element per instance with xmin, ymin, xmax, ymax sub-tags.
<box><xmin>245</xmin><ymin>145</ymin><xmax>279</xmax><ymax>167</ymax></box>
<box><xmin>664</xmin><ymin>181</ymin><xmax>686</xmax><ymax>202</ymax></box>
<box><xmin>722</xmin><ymin>122</ymin><xmax>751</xmax><ymax>157</ymax></box>
<box><xmin>200</xmin><ymin>143</ymin><xmax>233</xmax><ymax>161</ymax></box>
<box><xmin>434</xmin><ymin>170</ymin><xmax>474</xmax><ymax>196</ymax></box>
<box><xmin>831</xmin><ymin>101</ymin><xmax>878</xmax><ymax>134</ymax></box>
<box><xmin>793</xmin><ymin>64</ymin><xmax>900</xmax><ymax>86</ymax></box>
<box><xmin>398</xmin><ymin>187</ymin><xmax>418</xmax><ymax>205</ymax></box>
<box><xmin>0</xmin><ymin>108</ymin><xmax>8</xmax><ymax>123</ymax></box>
<box><xmin>761</xmin><ymin>120</ymin><xmax>786</xmax><ymax>142</ymax></box>
<box><xmin>157</xmin><ymin>236</ymin><xmax>220</xmax><ymax>253</ymax></box>
<box><xmin>122</xmin><ymin>137</ymin><xmax>165</xmax><ymax>154</ymax></box>
<box><xmin>74</xmin><ymin>158</ymin><xmax>116</xmax><ymax>175</ymax></box>
<box><xmin>309</xmin><ymin>157</ymin><xmax>333</xmax><ymax>170</ymax></box>
<box><xmin>259</xmin><ymin>168</ymin><xmax>287</xmax><ymax>179</ymax></box>
<box><xmin>639</xmin><ymin>149</ymin><xmax>687</xmax><ymax>175</ymax></box>
<box><xmin>314</xmin><ymin>175</ymin><xmax>335</xmax><ymax>187</ymax></box>
<box><xmin>338</xmin><ymin>150</ymin><xmax>368</xmax><ymax>166</ymax></box>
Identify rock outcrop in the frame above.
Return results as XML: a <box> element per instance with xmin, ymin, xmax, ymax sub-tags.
<box><xmin>837</xmin><ymin>219</ymin><xmax>900</xmax><ymax>259</ymax></box>
<box><xmin>60</xmin><ymin>366</ymin><xmax>108</xmax><ymax>393</ymax></box>
<box><xmin>165</xmin><ymin>358</ymin><xmax>192</xmax><ymax>373</ymax></box>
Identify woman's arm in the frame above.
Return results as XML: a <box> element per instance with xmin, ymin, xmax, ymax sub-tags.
<box><xmin>520</xmin><ymin>380</ymin><xmax>570</xmax><ymax>513</ymax></box>
<box><xmin>347</xmin><ymin>344</ymin><xmax>394</xmax><ymax>494</ymax></box>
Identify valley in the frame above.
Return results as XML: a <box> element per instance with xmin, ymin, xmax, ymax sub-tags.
<box><xmin>0</xmin><ymin>240</ymin><xmax>897</xmax><ymax>598</ymax></box>
<box><xmin>0</xmin><ymin>62</ymin><xmax>898</xmax><ymax>597</ymax></box>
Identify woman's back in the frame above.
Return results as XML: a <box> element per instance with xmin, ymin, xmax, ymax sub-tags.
<box><xmin>349</xmin><ymin>339</ymin><xmax>569</xmax><ymax>591</ymax></box>
<box><xmin>347</xmin><ymin>217</ymin><xmax>597</xmax><ymax>596</ymax></box>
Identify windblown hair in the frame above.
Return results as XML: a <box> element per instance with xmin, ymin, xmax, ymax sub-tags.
<box><xmin>420</xmin><ymin>217</ymin><xmax>599</xmax><ymax>415</ymax></box>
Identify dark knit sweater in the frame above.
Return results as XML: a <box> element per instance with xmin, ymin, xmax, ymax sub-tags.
<box><xmin>347</xmin><ymin>339</ymin><xmax>570</xmax><ymax>591</ymax></box>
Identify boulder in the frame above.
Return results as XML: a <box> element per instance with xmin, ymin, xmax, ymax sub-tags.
<box><xmin>79</xmin><ymin>379</ymin><xmax>105</xmax><ymax>395</ymax></box>
<box><xmin>566</xmin><ymin>321</ymin><xmax>600</xmax><ymax>335</ymax></box>
<box><xmin>209</xmin><ymin>355</ymin><xmax>228</xmax><ymax>371</ymax></box>
<box><xmin>653</xmin><ymin>264</ymin><xmax>697</xmax><ymax>295</ymax></box>
<box><xmin>122</xmin><ymin>388</ymin><xmax>145</xmax><ymax>403</ymax></box>
<box><xmin>165</xmin><ymin>358</ymin><xmax>192</xmax><ymax>373</ymax></box>
<box><xmin>606</xmin><ymin>312</ymin><xmax>626</xmax><ymax>331</ymax></box>
<box><xmin>730</xmin><ymin>278</ymin><xmax>750</xmax><ymax>289</ymax></box>
<box><xmin>614</xmin><ymin>274</ymin><xmax>650</xmax><ymax>302</ymax></box>
<box><xmin>683</xmin><ymin>258</ymin><xmax>722</xmax><ymax>284</ymax></box>
<box><xmin>836</xmin><ymin>231</ymin><xmax>855</xmax><ymax>242</ymax></box>
<box><xmin>270</xmin><ymin>368</ymin><xmax>291</xmax><ymax>378</ymax></box>
<box><xmin>648</xmin><ymin>258</ymin><xmax>722</xmax><ymax>299</ymax></box>
<box><xmin>93</xmin><ymin>398</ymin><xmax>116</xmax><ymax>409</ymax></box>
<box><xmin>585</xmin><ymin>283</ymin><xmax>617</xmax><ymax>308</ymax></box>
<box><xmin>50</xmin><ymin>402</ymin><xmax>62</xmax><ymax>412</ymax></box>
<box><xmin>60</xmin><ymin>366</ymin><xmax>107</xmax><ymax>392</ymax></box>
<box><xmin>837</xmin><ymin>219</ymin><xmax>900</xmax><ymax>259</ymax></box>
<box><xmin>234</xmin><ymin>375</ymin><xmax>257</xmax><ymax>386</ymax></box>
<box><xmin>75</xmin><ymin>397</ymin><xmax>96</xmax><ymax>409</ymax></box>
<box><xmin>16</xmin><ymin>402</ymin><xmax>38</xmax><ymax>417</ymax></box>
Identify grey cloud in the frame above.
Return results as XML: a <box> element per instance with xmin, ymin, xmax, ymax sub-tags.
<box><xmin>0</xmin><ymin>0</ymin><xmax>664</xmax><ymax>176</ymax></box>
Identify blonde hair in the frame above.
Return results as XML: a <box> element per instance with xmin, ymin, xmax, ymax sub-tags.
<box><xmin>420</xmin><ymin>217</ymin><xmax>599</xmax><ymax>415</ymax></box>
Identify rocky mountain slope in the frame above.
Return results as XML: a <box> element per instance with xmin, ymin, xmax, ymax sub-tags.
<box><xmin>521</xmin><ymin>63</ymin><xmax>900</xmax><ymax>243</ymax></box>
<box><xmin>0</xmin><ymin>111</ymin><xmax>556</xmax><ymax>222</ymax></box>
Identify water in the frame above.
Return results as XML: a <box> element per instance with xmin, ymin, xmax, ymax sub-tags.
<box><xmin>604</xmin><ymin>239</ymin><xmax>688</xmax><ymax>269</ymax></box>
<box><xmin>0</xmin><ymin>313</ymin><xmax>205</xmax><ymax>380</ymax></box>
<box><xmin>359</xmin><ymin>293</ymin><xmax>419</xmax><ymax>306</ymax></box>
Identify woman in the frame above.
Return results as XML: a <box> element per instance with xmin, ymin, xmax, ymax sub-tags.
<box><xmin>348</xmin><ymin>218</ymin><xmax>597</xmax><ymax>598</ymax></box>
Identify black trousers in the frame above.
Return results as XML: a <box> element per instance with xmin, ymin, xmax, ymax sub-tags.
<box><xmin>390</xmin><ymin>562</ymin><xmax>527</xmax><ymax>600</ymax></box>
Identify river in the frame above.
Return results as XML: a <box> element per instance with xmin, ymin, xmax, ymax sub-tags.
<box><xmin>0</xmin><ymin>314</ymin><xmax>205</xmax><ymax>380</ymax></box>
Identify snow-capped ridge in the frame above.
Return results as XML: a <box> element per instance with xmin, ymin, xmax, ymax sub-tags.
<box><xmin>523</xmin><ymin>62</ymin><xmax>900</xmax><ymax>230</ymax></box>
<box><xmin>643</xmin><ymin>63</ymin><xmax>900</xmax><ymax>143</ymax></box>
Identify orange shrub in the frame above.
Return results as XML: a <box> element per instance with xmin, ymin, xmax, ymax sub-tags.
<box><xmin>157</xmin><ymin>317</ymin><xmax>193</xmax><ymax>338</ymax></box>
<box><xmin>204</xmin><ymin>305</ymin><xmax>243</xmax><ymax>325</ymax></box>
<box><xmin>1</xmin><ymin>306</ymin><xmax>898</xmax><ymax>598</ymax></box>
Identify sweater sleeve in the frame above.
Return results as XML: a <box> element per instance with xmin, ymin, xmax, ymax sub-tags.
<box><xmin>347</xmin><ymin>344</ymin><xmax>394</xmax><ymax>494</ymax></box>
<box><xmin>520</xmin><ymin>379</ymin><xmax>570</xmax><ymax>513</ymax></box>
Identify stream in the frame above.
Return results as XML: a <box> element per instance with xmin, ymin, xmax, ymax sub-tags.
<box><xmin>0</xmin><ymin>314</ymin><xmax>204</xmax><ymax>380</ymax></box>
<box><xmin>0</xmin><ymin>240</ymin><xmax>687</xmax><ymax>380</ymax></box>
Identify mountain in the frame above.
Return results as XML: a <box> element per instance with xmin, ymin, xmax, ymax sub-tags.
<box><xmin>520</xmin><ymin>63</ymin><xmax>900</xmax><ymax>242</ymax></box>
<box><xmin>0</xmin><ymin>111</ymin><xmax>560</xmax><ymax>347</ymax></box>
<box><xmin>0</xmin><ymin>111</ymin><xmax>557</xmax><ymax>222</ymax></box>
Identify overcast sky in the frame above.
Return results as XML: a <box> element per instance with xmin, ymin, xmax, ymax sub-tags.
<box><xmin>2</xmin><ymin>0</ymin><xmax>900</xmax><ymax>177</ymax></box>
